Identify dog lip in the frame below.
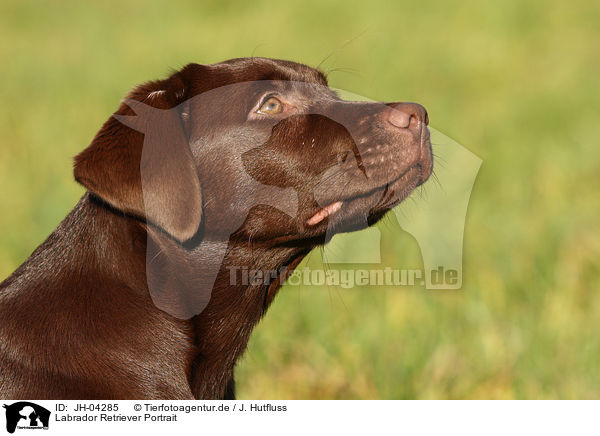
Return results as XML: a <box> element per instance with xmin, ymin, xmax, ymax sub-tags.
<box><xmin>306</xmin><ymin>164</ymin><xmax>421</xmax><ymax>228</ymax></box>
<box><xmin>325</xmin><ymin>163</ymin><xmax>420</xmax><ymax>206</ymax></box>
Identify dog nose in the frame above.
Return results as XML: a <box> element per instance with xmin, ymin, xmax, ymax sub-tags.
<box><xmin>387</xmin><ymin>103</ymin><xmax>429</xmax><ymax>129</ymax></box>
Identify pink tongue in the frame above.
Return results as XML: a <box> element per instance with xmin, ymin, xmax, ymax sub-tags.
<box><xmin>306</xmin><ymin>201</ymin><xmax>343</xmax><ymax>226</ymax></box>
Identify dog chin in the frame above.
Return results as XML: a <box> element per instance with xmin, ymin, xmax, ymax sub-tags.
<box><xmin>305</xmin><ymin>165</ymin><xmax>423</xmax><ymax>240</ymax></box>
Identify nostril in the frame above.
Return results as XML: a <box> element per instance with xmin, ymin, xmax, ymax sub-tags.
<box><xmin>408</xmin><ymin>114</ymin><xmax>420</xmax><ymax>130</ymax></box>
<box><xmin>387</xmin><ymin>103</ymin><xmax>429</xmax><ymax>129</ymax></box>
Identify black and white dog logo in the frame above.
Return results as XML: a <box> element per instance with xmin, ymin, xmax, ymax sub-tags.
<box><xmin>2</xmin><ymin>402</ymin><xmax>50</xmax><ymax>434</ymax></box>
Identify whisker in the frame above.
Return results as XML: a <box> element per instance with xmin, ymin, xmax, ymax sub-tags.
<box><xmin>432</xmin><ymin>153</ymin><xmax>448</xmax><ymax>168</ymax></box>
<box><xmin>430</xmin><ymin>170</ymin><xmax>444</xmax><ymax>191</ymax></box>
<box><xmin>324</xmin><ymin>67</ymin><xmax>364</xmax><ymax>80</ymax></box>
<box><xmin>148</xmin><ymin>246</ymin><xmax>165</xmax><ymax>265</ymax></box>
<box><xmin>316</xmin><ymin>28</ymin><xmax>370</xmax><ymax>70</ymax></box>
<box><xmin>250</xmin><ymin>44</ymin><xmax>267</xmax><ymax>57</ymax></box>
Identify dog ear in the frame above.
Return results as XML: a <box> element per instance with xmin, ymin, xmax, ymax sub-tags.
<box><xmin>74</xmin><ymin>70</ymin><xmax>203</xmax><ymax>242</ymax></box>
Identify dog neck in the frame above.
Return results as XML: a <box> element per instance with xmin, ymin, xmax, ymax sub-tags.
<box><xmin>95</xmin><ymin>195</ymin><xmax>310</xmax><ymax>399</ymax></box>
<box><xmin>189</xmin><ymin>242</ymin><xmax>310</xmax><ymax>399</ymax></box>
<box><xmin>144</xmin><ymin>221</ymin><xmax>311</xmax><ymax>399</ymax></box>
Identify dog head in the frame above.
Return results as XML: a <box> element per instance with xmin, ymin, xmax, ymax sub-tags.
<box><xmin>74</xmin><ymin>57</ymin><xmax>432</xmax><ymax>248</ymax></box>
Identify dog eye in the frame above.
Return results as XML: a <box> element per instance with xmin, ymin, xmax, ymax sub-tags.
<box><xmin>257</xmin><ymin>96</ymin><xmax>284</xmax><ymax>114</ymax></box>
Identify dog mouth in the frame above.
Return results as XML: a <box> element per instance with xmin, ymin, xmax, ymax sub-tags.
<box><xmin>306</xmin><ymin>163</ymin><xmax>425</xmax><ymax>227</ymax></box>
<box><xmin>307</xmin><ymin>127</ymin><xmax>433</xmax><ymax>228</ymax></box>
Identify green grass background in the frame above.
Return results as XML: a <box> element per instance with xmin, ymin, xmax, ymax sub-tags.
<box><xmin>1</xmin><ymin>0</ymin><xmax>598</xmax><ymax>398</ymax></box>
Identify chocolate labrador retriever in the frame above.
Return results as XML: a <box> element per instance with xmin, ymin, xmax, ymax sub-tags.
<box><xmin>0</xmin><ymin>57</ymin><xmax>432</xmax><ymax>399</ymax></box>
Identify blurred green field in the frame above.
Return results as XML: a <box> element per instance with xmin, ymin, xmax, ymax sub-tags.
<box><xmin>1</xmin><ymin>0</ymin><xmax>599</xmax><ymax>399</ymax></box>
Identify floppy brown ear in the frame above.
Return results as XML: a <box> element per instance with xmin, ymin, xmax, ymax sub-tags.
<box><xmin>74</xmin><ymin>72</ymin><xmax>203</xmax><ymax>242</ymax></box>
